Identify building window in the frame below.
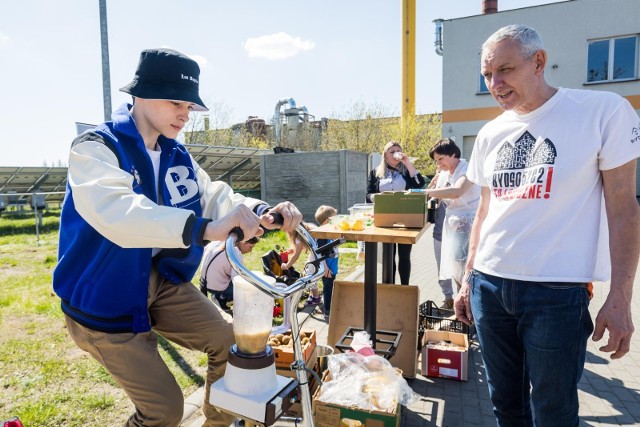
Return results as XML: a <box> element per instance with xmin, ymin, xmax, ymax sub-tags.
<box><xmin>478</xmin><ymin>54</ymin><xmax>489</xmax><ymax>94</ymax></box>
<box><xmin>587</xmin><ymin>35</ymin><xmax>638</xmax><ymax>82</ymax></box>
<box><xmin>479</xmin><ymin>73</ymin><xmax>489</xmax><ymax>93</ymax></box>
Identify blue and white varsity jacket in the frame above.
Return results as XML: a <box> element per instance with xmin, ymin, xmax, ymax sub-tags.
<box><xmin>53</xmin><ymin>103</ymin><xmax>266</xmax><ymax>333</ymax></box>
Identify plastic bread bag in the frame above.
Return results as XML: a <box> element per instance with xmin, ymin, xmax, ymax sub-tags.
<box><xmin>317</xmin><ymin>352</ymin><xmax>419</xmax><ymax>412</ymax></box>
<box><xmin>350</xmin><ymin>330</ymin><xmax>375</xmax><ymax>356</ymax></box>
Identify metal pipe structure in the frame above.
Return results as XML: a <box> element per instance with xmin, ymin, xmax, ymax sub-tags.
<box><xmin>433</xmin><ymin>19</ymin><xmax>444</xmax><ymax>56</ymax></box>
<box><xmin>273</xmin><ymin>98</ymin><xmax>296</xmax><ymax>146</ymax></box>
<box><xmin>401</xmin><ymin>0</ymin><xmax>416</xmax><ymax>127</ymax></box>
<box><xmin>98</xmin><ymin>0</ymin><xmax>112</xmax><ymax>121</ymax></box>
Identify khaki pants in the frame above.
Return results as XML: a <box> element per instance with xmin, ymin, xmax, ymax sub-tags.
<box><xmin>65</xmin><ymin>268</ymin><xmax>236</xmax><ymax>427</ymax></box>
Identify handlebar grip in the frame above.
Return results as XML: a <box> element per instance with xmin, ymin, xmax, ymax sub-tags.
<box><xmin>270</xmin><ymin>211</ymin><xmax>284</xmax><ymax>226</ymax></box>
<box><xmin>316</xmin><ymin>237</ymin><xmax>345</xmax><ymax>256</ymax></box>
<box><xmin>232</xmin><ymin>212</ymin><xmax>282</xmax><ymax>243</ymax></box>
<box><xmin>230</xmin><ymin>226</ymin><xmax>244</xmax><ymax>242</ymax></box>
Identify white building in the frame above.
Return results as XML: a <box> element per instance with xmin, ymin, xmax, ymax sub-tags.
<box><xmin>437</xmin><ymin>0</ymin><xmax>640</xmax><ymax>196</ymax></box>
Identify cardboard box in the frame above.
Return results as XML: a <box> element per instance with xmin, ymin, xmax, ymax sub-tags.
<box><xmin>328</xmin><ymin>281</ymin><xmax>419</xmax><ymax>378</ymax></box>
<box><xmin>313</xmin><ymin>372</ymin><xmax>401</xmax><ymax>427</ymax></box>
<box><xmin>373</xmin><ymin>191</ymin><xmax>426</xmax><ymax>228</ymax></box>
<box><xmin>421</xmin><ymin>330</ymin><xmax>469</xmax><ymax>381</ymax></box>
<box><xmin>276</xmin><ymin>344</ymin><xmax>318</xmax><ymax>379</ymax></box>
<box><xmin>270</xmin><ymin>330</ymin><xmax>317</xmax><ymax>368</ymax></box>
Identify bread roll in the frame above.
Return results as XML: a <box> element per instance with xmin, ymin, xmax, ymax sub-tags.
<box><xmin>340</xmin><ymin>418</ymin><xmax>362</xmax><ymax>427</ymax></box>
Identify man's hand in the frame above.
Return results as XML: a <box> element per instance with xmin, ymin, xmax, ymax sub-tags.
<box><xmin>592</xmin><ymin>293</ymin><xmax>634</xmax><ymax>359</ymax></box>
<box><xmin>597</xmin><ymin>161</ymin><xmax>639</xmax><ymax>359</ymax></box>
<box><xmin>261</xmin><ymin>201</ymin><xmax>302</xmax><ymax>232</ymax></box>
<box><xmin>454</xmin><ymin>273</ymin><xmax>474</xmax><ymax>326</ymax></box>
<box><xmin>204</xmin><ymin>204</ymin><xmax>263</xmax><ymax>243</ymax></box>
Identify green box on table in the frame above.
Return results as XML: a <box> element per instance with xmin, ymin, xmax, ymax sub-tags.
<box><xmin>373</xmin><ymin>191</ymin><xmax>426</xmax><ymax>228</ymax></box>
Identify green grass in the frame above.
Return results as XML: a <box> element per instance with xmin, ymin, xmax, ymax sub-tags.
<box><xmin>243</xmin><ymin>229</ymin><xmax>359</xmax><ymax>279</ymax></box>
<box><xmin>0</xmin><ymin>214</ymin><xmax>361</xmax><ymax>425</ymax></box>
<box><xmin>0</xmin><ymin>209</ymin><xmax>61</xmax><ymax>235</ymax></box>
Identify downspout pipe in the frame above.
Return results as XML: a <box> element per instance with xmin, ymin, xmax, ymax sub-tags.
<box><xmin>433</xmin><ymin>19</ymin><xmax>444</xmax><ymax>56</ymax></box>
<box><xmin>274</xmin><ymin>98</ymin><xmax>296</xmax><ymax>146</ymax></box>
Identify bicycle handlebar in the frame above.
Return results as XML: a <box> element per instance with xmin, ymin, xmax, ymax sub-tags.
<box><xmin>226</xmin><ymin>214</ymin><xmax>331</xmax><ymax>299</ymax></box>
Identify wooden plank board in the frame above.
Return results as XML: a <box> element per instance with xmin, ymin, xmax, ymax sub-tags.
<box><xmin>310</xmin><ymin>223</ymin><xmax>427</xmax><ymax>245</ymax></box>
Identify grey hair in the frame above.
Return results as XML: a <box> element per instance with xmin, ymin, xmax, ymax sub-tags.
<box><xmin>482</xmin><ymin>24</ymin><xmax>544</xmax><ymax>58</ymax></box>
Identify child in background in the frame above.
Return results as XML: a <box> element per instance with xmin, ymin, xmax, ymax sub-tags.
<box><xmin>315</xmin><ymin>205</ymin><xmax>339</xmax><ymax>319</ymax></box>
<box><xmin>281</xmin><ymin>222</ymin><xmax>322</xmax><ymax>306</ymax></box>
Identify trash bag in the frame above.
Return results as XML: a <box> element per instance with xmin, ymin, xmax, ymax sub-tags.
<box><xmin>261</xmin><ymin>249</ymin><xmax>301</xmax><ymax>285</ymax></box>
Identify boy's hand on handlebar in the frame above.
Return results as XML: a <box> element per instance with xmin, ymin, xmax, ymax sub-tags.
<box><xmin>204</xmin><ymin>205</ymin><xmax>263</xmax><ymax>242</ymax></box>
<box><xmin>261</xmin><ymin>201</ymin><xmax>302</xmax><ymax>232</ymax></box>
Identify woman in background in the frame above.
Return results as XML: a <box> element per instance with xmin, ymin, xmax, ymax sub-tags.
<box><xmin>425</xmin><ymin>138</ymin><xmax>480</xmax><ymax>292</ymax></box>
<box><xmin>366</xmin><ymin>141</ymin><xmax>425</xmax><ymax>284</ymax></box>
<box><xmin>426</xmin><ymin>164</ymin><xmax>454</xmax><ymax>309</ymax></box>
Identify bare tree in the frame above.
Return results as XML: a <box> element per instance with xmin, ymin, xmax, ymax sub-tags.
<box><xmin>179</xmin><ymin>99</ymin><xmax>442</xmax><ymax>176</ymax></box>
<box><xmin>319</xmin><ymin>100</ymin><xmax>441</xmax><ymax>175</ymax></box>
<box><xmin>179</xmin><ymin>98</ymin><xmax>235</xmax><ymax>145</ymax></box>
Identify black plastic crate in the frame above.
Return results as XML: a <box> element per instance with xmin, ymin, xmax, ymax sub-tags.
<box><xmin>420</xmin><ymin>300</ymin><xmax>456</xmax><ymax>322</ymax></box>
<box><xmin>418</xmin><ymin>300</ymin><xmax>474</xmax><ymax>350</ymax></box>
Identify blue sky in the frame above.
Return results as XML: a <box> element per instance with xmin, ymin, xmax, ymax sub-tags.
<box><xmin>1</xmin><ymin>0</ymin><xmax>564</xmax><ymax>166</ymax></box>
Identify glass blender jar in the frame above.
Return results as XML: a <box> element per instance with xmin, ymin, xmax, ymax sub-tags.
<box><xmin>232</xmin><ymin>273</ymin><xmax>276</xmax><ymax>354</ymax></box>
<box><xmin>223</xmin><ymin>273</ymin><xmax>279</xmax><ymax>397</ymax></box>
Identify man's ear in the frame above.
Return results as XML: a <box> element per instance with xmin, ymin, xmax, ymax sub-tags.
<box><xmin>534</xmin><ymin>49</ymin><xmax>547</xmax><ymax>75</ymax></box>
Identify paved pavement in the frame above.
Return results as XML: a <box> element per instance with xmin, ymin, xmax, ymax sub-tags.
<box><xmin>182</xmin><ymin>231</ymin><xmax>640</xmax><ymax>427</ymax></box>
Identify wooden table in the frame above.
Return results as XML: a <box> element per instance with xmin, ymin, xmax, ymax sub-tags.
<box><xmin>310</xmin><ymin>223</ymin><xmax>427</xmax><ymax>346</ymax></box>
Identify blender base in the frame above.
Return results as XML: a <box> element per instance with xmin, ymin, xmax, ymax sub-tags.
<box><xmin>210</xmin><ymin>375</ymin><xmax>298</xmax><ymax>425</ymax></box>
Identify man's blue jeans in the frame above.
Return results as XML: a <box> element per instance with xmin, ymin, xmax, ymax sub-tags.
<box><xmin>470</xmin><ymin>270</ymin><xmax>594</xmax><ymax>427</ymax></box>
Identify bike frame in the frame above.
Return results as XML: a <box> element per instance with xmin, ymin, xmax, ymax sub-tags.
<box><xmin>225</xmin><ymin>224</ymin><xmax>328</xmax><ymax>427</ymax></box>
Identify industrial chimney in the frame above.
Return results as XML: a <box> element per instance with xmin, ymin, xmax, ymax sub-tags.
<box><xmin>483</xmin><ymin>0</ymin><xmax>498</xmax><ymax>14</ymax></box>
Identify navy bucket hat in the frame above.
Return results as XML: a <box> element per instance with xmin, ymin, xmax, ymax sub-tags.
<box><xmin>120</xmin><ymin>48</ymin><xmax>208</xmax><ymax>111</ymax></box>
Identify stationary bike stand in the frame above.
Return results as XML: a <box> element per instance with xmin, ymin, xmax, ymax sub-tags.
<box><xmin>225</xmin><ymin>219</ymin><xmax>344</xmax><ymax>427</ymax></box>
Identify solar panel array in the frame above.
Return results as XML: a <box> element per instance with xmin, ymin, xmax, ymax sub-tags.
<box><xmin>187</xmin><ymin>144</ymin><xmax>270</xmax><ymax>193</ymax></box>
<box><xmin>0</xmin><ymin>144</ymin><xmax>271</xmax><ymax>205</ymax></box>
<box><xmin>0</xmin><ymin>166</ymin><xmax>68</xmax><ymax>203</ymax></box>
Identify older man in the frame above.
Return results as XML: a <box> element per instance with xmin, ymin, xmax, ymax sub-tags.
<box><xmin>455</xmin><ymin>25</ymin><xmax>640</xmax><ymax>426</ymax></box>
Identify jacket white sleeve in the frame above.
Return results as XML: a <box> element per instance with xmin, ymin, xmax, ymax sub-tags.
<box><xmin>69</xmin><ymin>140</ymin><xmax>194</xmax><ymax>249</ymax></box>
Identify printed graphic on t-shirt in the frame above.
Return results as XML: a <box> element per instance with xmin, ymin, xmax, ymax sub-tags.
<box><xmin>491</xmin><ymin>131</ymin><xmax>556</xmax><ymax>200</ymax></box>
<box><xmin>632</xmin><ymin>122</ymin><xmax>640</xmax><ymax>144</ymax></box>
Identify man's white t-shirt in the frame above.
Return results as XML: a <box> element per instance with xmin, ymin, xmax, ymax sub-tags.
<box><xmin>467</xmin><ymin>88</ymin><xmax>640</xmax><ymax>282</ymax></box>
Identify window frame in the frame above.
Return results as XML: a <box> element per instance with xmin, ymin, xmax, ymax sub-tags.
<box><xmin>586</xmin><ymin>34</ymin><xmax>639</xmax><ymax>84</ymax></box>
<box><xmin>477</xmin><ymin>53</ymin><xmax>490</xmax><ymax>94</ymax></box>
